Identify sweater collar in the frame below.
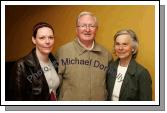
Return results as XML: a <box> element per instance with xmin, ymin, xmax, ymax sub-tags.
<box><xmin>77</xmin><ymin>38</ymin><xmax>94</xmax><ymax>50</ymax></box>
<box><xmin>73</xmin><ymin>38</ymin><xmax>103</xmax><ymax>55</ymax></box>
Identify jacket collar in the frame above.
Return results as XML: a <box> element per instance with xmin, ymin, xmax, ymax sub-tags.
<box><xmin>73</xmin><ymin>38</ymin><xmax>103</xmax><ymax>55</ymax></box>
<box><xmin>126</xmin><ymin>58</ymin><xmax>137</xmax><ymax>76</ymax></box>
<box><xmin>23</xmin><ymin>48</ymin><xmax>58</xmax><ymax>69</ymax></box>
<box><xmin>23</xmin><ymin>48</ymin><xmax>40</xmax><ymax>68</ymax></box>
<box><xmin>113</xmin><ymin>58</ymin><xmax>137</xmax><ymax>76</ymax></box>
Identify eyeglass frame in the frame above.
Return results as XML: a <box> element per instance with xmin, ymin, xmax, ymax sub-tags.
<box><xmin>77</xmin><ymin>24</ymin><xmax>97</xmax><ymax>30</ymax></box>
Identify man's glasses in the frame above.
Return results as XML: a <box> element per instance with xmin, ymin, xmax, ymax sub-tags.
<box><xmin>77</xmin><ymin>24</ymin><xmax>97</xmax><ymax>30</ymax></box>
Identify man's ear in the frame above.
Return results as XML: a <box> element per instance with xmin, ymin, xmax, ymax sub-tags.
<box><xmin>32</xmin><ymin>36</ymin><xmax>36</xmax><ymax>45</ymax></box>
<box><xmin>96</xmin><ymin>26</ymin><xmax>98</xmax><ymax>31</ymax></box>
<box><xmin>76</xmin><ymin>28</ymin><xmax>78</xmax><ymax>34</ymax></box>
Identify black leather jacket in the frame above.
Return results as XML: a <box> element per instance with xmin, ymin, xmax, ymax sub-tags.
<box><xmin>8</xmin><ymin>48</ymin><xmax>59</xmax><ymax>101</ymax></box>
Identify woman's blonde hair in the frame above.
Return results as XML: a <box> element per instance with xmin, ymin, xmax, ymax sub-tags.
<box><xmin>113</xmin><ymin>29</ymin><xmax>139</xmax><ymax>58</ymax></box>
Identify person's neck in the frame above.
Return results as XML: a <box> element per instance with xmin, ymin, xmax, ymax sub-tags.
<box><xmin>36</xmin><ymin>49</ymin><xmax>49</xmax><ymax>64</ymax></box>
<box><xmin>119</xmin><ymin>56</ymin><xmax>132</xmax><ymax>67</ymax></box>
<box><xmin>78</xmin><ymin>38</ymin><xmax>94</xmax><ymax>49</ymax></box>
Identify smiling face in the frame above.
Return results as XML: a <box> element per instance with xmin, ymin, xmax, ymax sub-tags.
<box><xmin>76</xmin><ymin>15</ymin><xmax>97</xmax><ymax>44</ymax></box>
<box><xmin>114</xmin><ymin>34</ymin><xmax>134</xmax><ymax>61</ymax></box>
<box><xmin>32</xmin><ymin>27</ymin><xmax>54</xmax><ymax>55</ymax></box>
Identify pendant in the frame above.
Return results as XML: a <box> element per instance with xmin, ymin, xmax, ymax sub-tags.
<box><xmin>44</xmin><ymin>66</ymin><xmax>49</xmax><ymax>71</ymax></box>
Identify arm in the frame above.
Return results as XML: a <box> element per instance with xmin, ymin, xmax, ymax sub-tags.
<box><xmin>9</xmin><ymin>61</ymin><xmax>25</xmax><ymax>100</ymax></box>
<box><xmin>138</xmin><ymin>69</ymin><xmax>152</xmax><ymax>101</ymax></box>
<box><xmin>54</xmin><ymin>48</ymin><xmax>65</xmax><ymax>99</ymax></box>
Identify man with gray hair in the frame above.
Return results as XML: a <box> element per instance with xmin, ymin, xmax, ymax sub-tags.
<box><xmin>56</xmin><ymin>11</ymin><xmax>112</xmax><ymax>100</ymax></box>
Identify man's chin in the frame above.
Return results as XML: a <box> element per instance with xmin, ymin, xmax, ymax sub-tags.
<box><xmin>82</xmin><ymin>37</ymin><xmax>94</xmax><ymax>41</ymax></box>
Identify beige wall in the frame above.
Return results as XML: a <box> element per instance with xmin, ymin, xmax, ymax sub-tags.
<box><xmin>5</xmin><ymin>5</ymin><xmax>155</xmax><ymax>100</ymax></box>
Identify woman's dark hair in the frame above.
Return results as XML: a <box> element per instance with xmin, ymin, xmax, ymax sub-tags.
<box><xmin>32</xmin><ymin>22</ymin><xmax>54</xmax><ymax>38</ymax></box>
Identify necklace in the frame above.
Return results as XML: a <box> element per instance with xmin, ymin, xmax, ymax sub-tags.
<box><xmin>43</xmin><ymin>66</ymin><xmax>51</xmax><ymax>71</ymax></box>
<box><xmin>40</xmin><ymin>59</ymin><xmax>52</xmax><ymax>72</ymax></box>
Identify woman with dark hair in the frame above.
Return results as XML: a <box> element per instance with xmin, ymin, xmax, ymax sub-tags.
<box><xmin>9</xmin><ymin>22</ymin><xmax>60</xmax><ymax>101</ymax></box>
<box><xmin>106</xmin><ymin>29</ymin><xmax>152</xmax><ymax>101</ymax></box>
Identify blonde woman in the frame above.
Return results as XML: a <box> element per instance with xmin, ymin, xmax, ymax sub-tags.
<box><xmin>106</xmin><ymin>29</ymin><xmax>152</xmax><ymax>101</ymax></box>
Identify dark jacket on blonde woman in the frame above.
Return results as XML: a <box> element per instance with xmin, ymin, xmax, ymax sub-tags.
<box><xmin>106</xmin><ymin>58</ymin><xmax>152</xmax><ymax>101</ymax></box>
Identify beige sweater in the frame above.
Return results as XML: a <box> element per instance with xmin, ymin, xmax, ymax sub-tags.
<box><xmin>55</xmin><ymin>39</ymin><xmax>112</xmax><ymax>100</ymax></box>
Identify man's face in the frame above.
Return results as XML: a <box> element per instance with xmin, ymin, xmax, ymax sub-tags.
<box><xmin>76</xmin><ymin>15</ymin><xmax>97</xmax><ymax>43</ymax></box>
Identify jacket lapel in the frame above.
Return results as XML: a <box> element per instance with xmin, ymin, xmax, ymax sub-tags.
<box><xmin>24</xmin><ymin>48</ymin><xmax>49</xmax><ymax>91</ymax></box>
<box><xmin>49</xmin><ymin>53</ymin><xmax>58</xmax><ymax>72</ymax></box>
<box><xmin>119</xmin><ymin>59</ymin><xmax>137</xmax><ymax>100</ymax></box>
<box><xmin>107</xmin><ymin>60</ymin><xmax>118</xmax><ymax>100</ymax></box>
